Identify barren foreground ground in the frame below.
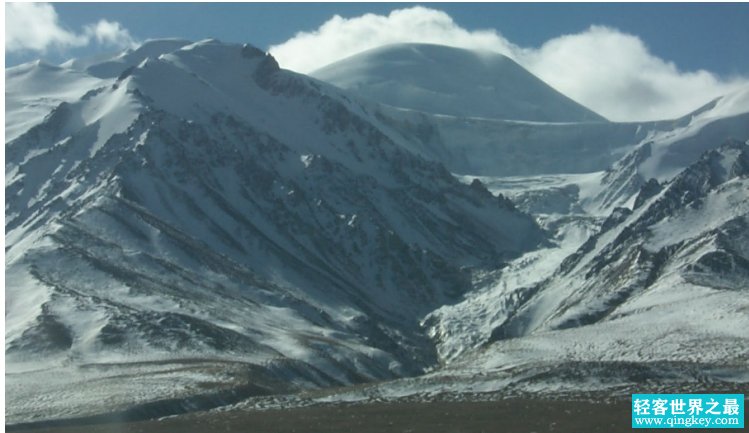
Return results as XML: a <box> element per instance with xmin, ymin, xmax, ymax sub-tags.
<box><xmin>10</xmin><ymin>398</ymin><xmax>637</xmax><ymax>433</ymax></box>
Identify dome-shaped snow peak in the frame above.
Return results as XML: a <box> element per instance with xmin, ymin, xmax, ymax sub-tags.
<box><xmin>313</xmin><ymin>43</ymin><xmax>605</xmax><ymax>123</ymax></box>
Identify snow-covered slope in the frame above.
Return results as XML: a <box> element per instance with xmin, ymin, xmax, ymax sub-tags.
<box><xmin>314</xmin><ymin>44</ymin><xmax>749</xmax><ymax>179</ymax></box>
<box><xmin>5</xmin><ymin>61</ymin><xmax>103</xmax><ymax>142</ymax></box>
<box><xmin>5</xmin><ymin>39</ymin><xmax>546</xmax><ymax>424</ymax></box>
<box><xmin>7</xmin><ymin>38</ymin><xmax>748</xmax><ymax>424</ymax></box>
<box><xmin>75</xmin><ymin>38</ymin><xmax>193</xmax><ymax>78</ymax></box>
<box><xmin>312</xmin><ymin>43</ymin><xmax>605</xmax><ymax>123</ymax></box>
<box><xmin>371</xmin><ymin>89</ymin><xmax>749</xmax><ymax>179</ymax></box>
<box><xmin>264</xmin><ymin>143</ymin><xmax>749</xmax><ymax>404</ymax></box>
<box><xmin>491</xmin><ymin>140</ymin><xmax>749</xmax><ymax>338</ymax></box>
<box><xmin>421</xmin><ymin>141</ymin><xmax>749</xmax><ymax>394</ymax></box>
<box><xmin>382</xmin><ymin>111</ymin><xmax>643</xmax><ymax>177</ymax></box>
<box><xmin>594</xmin><ymin>87</ymin><xmax>749</xmax><ymax>210</ymax></box>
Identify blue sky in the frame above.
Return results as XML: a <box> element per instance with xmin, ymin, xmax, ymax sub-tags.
<box><xmin>5</xmin><ymin>2</ymin><xmax>749</xmax><ymax>121</ymax></box>
<box><xmin>6</xmin><ymin>2</ymin><xmax>749</xmax><ymax>76</ymax></box>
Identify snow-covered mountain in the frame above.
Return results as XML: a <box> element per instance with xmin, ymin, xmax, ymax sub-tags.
<box><xmin>337</xmin><ymin>86</ymin><xmax>749</xmax><ymax>180</ymax></box>
<box><xmin>310</xmin><ymin>42</ymin><xmax>749</xmax><ymax>396</ymax></box>
<box><xmin>313</xmin><ymin>44</ymin><xmax>749</xmax><ymax>179</ymax></box>
<box><xmin>415</xmin><ymin>92</ymin><xmax>749</xmax><ymax>389</ymax></box>
<box><xmin>5</xmin><ymin>39</ymin><xmax>546</xmax><ymax>423</ymax></box>
<box><xmin>368</xmin><ymin>140</ymin><xmax>749</xmax><ymax>400</ymax></box>
<box><xmin>6</xmin><ymin>38</ymin><xmax>749</xmax><ymax>425</ymax></box>
<box><xmin>594</xmin><ymin>88</ymin><xmax>749</xmax><ymax>210</ymax></box>
<box><xmin>312</xmin><ymin>43</ymin><xmax>605</xmax><ymax>123</ymax></box>
<box><xmin>5</xmin><ymin>61</ymin><xmax>102</xmax><ymax>143</ymax></box>
<box><xmin>489</xmin><ymin>140</ymin><xmax>749</xmax><ymax>342</ymax></box>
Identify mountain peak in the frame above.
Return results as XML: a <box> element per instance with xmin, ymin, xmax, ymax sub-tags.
<box><xmin>125</xmin><ymin>38</ymin><xmax>193</xmax><ymax>55</ymax></box>
<box><xmin>71</xmin><ymin>38</ymin><xmax>274</xmax><ymax>81</ymax></box>
<box><xmin>683</xmin><ymin>138</ymin><xmax>749</xmax><ymax>186</ymax></box>
<box><xmin>312</xmin><ymin>43</ymin><xmax>605</xmax><ymax>122</ymax></box>
<box><xmin>167</xmin><ymin>39</ymin><xmax>272</xmax><ymax>65</ymax></box>
<box><xmin>80</xmin><ymin>38</ymin><xmax>192</xmax><ymax>78</ymax></box>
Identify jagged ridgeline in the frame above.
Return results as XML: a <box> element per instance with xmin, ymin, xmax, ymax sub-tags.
<box><xmin>6</xmin><ymin>37</ymin><xmax>749</xmax><ymax>425</ymax></box>
<box><xmin>5</xmin><ymin>39</ymin><xmax>545</xmax><ymax>423</ymax></box>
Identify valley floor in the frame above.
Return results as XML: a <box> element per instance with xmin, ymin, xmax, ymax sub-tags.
<box><xmin>9</xmin><ymin>398</ymin><xmax>634</xmax><ymax>433</ymax></box>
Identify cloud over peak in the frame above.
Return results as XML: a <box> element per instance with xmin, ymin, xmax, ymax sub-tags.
<box><xmin>524</xmin><ymin>25</ymin><xmax>743</xmax><ymax>121</ymax></box>
<box><xmin>270</xmin><ymin>7</ymin><xmax>747</xmax><ymax>122</ymax></box>
<box><xmin>270</xmin><ymin>7</ymin><xmax>520</xmax><ymax>75</ymax></box>
<box><xmin>6</xmin><ymin>3</ymin><xmax>136</xmax><ymax>53</ymax></box>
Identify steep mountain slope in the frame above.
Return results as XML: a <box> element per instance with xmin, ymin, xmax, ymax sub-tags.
<box><xmin>226</xmin><ymin>141</ymin><xmax>749</xmax><ymax>406</ymax></box>
<box><xmin>5</xmin><ymin>61</ymin><xmax>102</xmax><ymax>142</ymax></box>
<box><xmin>314</xmin><ymin>44</ymin><xmax>749</xmax><ymax>179</ymax></box>
<box><xmin>312</xmin><ymin>43</ymin><xmax>605</xmax><ymax>123</ymax></box>
<box><xmin>594</xmin><ymin>87</ymin><xmax>749</xmax><ymax>210</ymax></box>
<box><xmin>369</xmin><ymin>87</ymin><xmax>749</xmax><ymax>179</ymax></box>
<box><xmin>378</xmin><ymin>110</ymin><xmax>640</xmax><ymax>176</ymax></box>
<box><xmin>421</xmin><ymin>141</ymin><xmax>749</xmax><ymax>394</ymax></box>
<box><xmin>5</xmin><ymin>39</ymin><xmax>546</xmax><ymax>423</ymax></box>
<box><xmin>7</xmin><ymin>38</ymin><xmax>748</xmax><ymax>425</ymax></box>
<box><xmin>491</xmin><ymin>140</ymin><xmax>749</xmax><ymax>339</ymax></box>
<box><xmin>67</xmin><ymin>38</ymin><xmax>192</xmax><ymax>78</ymax></box>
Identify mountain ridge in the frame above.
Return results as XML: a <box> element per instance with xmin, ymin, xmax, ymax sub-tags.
<box><xmin>5</xmin><ymin>38</ymin><xmax>749</xmax><ymax>424</ymax></box>
<box><xmin>312</xmin><ymin>43</ymin><xmax>606</xmax><ymax>123</ymax></box>
<box><xmin>5</xmin><ymin>39</ymin><xmax>547</xmax><ymax>423</ymax></box>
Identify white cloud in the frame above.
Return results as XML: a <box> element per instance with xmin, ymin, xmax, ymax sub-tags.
<box><xmin>522</xmin><ymin>26</ymin><xmax>746</xmax><ymax>121</ymax></box>
<box><xmin>83</xmin><ymin>20</ymin><xmax>136</xmax><ymax>48</ymax></box>
<box><xmin>269</xmin><ymin>7</ymin><xmax>748</xmax><ymax>121</ymax></box>
<box><xmin>5</xmin><ymin>3</ymin><xmax>88</xmax><ymax>52</ymax></box>
<box><xmin>270</xmin><ymin>7</ymin><xmax>520</xmax><ymax>75</ymax></box>
<box><xmin>6</xmin><ymin>3</ymin><xmax>135</xmax><ymax>53</ymax></box>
